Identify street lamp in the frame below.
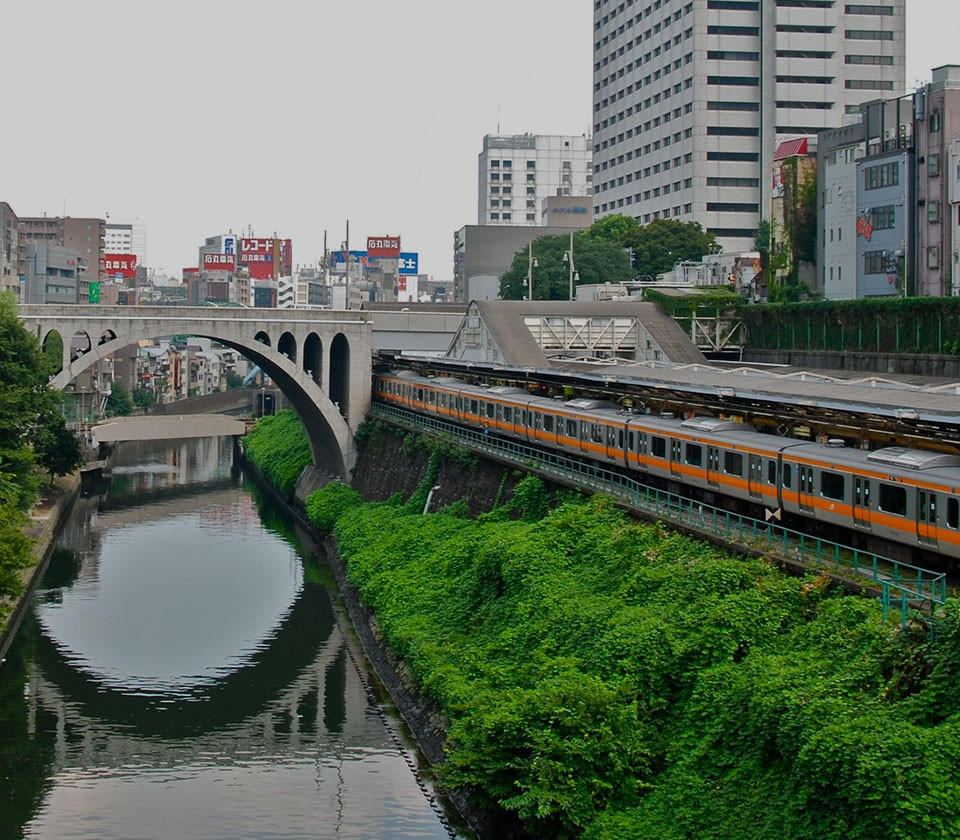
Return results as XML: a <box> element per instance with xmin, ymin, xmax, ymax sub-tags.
<box><xmin>526</xmin><ymin>241</ymin><xmax>538</xmax><ymax>300</ymax></box>
<box><xmin>562</xmin><ymin>231</ymin><xmax>578</xmax><ymax>301</ymax></box>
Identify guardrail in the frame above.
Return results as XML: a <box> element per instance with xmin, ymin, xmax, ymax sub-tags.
<box><xmin>372</xmin><ymin>404</ymin><xmax>949</xmax><ymax>625</ymax></box>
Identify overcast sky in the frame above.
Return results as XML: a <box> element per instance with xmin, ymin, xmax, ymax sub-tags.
<box><xmin>3</xmin><ymin>1</ymin><xmax>952</xmax><ymax>283</ymax></box>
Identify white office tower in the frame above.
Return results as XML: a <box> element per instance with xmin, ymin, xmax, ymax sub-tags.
<box><xmin>478</xmin><ymin>134</ymin><xmax>593</xmax><ymax>225</ymax></box>
<box><xmin>105</xmin><ymin>219</ymin><xmax>148</xmax><ymax>264</ymax></box>
<box><xmin>592</xmin><ymin>0</ymin><xmax>905</xmax><ymax>252</ymax></box>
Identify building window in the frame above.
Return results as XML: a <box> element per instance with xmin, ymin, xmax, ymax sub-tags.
<box><xmin>864</xmin><ymin>250</ymin><xmax>886</xmax><ymax>274</ymax></box>
<box><xmin>928</xmin><ymin>200</ymin><xmax>941</xmax><ymax>223</ymax></box>
<box><xmin>928</xmin><ymin>154</ymin><xmax>941</xmax><ymax>176</ymax></box>
<box><xmin>864</xmin><ymin>161</ymin><xmax>898</xmax><ymax>189</ymax></box>
<box><xmin>871</xmin><ymin>205</ymin><xmax>896</xmax><ymax>230</ymax></box>
<box><xmin>928</xmin><ymin>246</ymin><xmax>940</xmax><ymax>269</ymax></box>
<box><xmin>930</xmin><ymin>111</ymin><xmax>942</xmax><ymax>132</ymax></box>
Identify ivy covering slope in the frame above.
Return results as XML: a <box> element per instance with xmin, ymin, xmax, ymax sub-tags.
<box><xmin>311</xmin><ymin>477</ymin><xmax>960</xmax><ymax>840</ymax></box>
<box><xmin>242</xmin><ymin>409</ymin><xmax>312</xmax><ymax>497</ymax></box>
<box><xmin>244</xmin><ymin>412</ymin><xmax>960</xmax><ymax>839</ymax></box>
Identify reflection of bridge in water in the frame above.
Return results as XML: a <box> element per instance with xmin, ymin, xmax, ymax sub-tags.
<box><xmin>27</xmin><ymin>584</ymin><xmax>384</xmax><ymax>768</ymax></box>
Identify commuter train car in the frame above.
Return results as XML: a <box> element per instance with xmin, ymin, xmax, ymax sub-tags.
<box><xmin>374</xmin><ymin>370</ymin><xmax>960</xmax><ymax>566</ymax></box>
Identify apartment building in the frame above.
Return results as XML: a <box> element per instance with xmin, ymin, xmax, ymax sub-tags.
<box><xmin>478</xmin><ymin>134</ymin><xmax>593</xmax><ymax>226</ymax></box>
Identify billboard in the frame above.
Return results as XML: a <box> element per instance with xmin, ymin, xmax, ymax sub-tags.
<box><xmin>367</xmin><ymin>236</ymin><xmax>400</xmax><ymax>258</ymax></box>
<box><xmin>329</xmin><ymin>250</ymin><xmax>418</xmax><ymax>275</ymax></box>
<box><xmin>239</xmin><ymin>238</ymin><xmax>292</xmax><ymax>280</ymax></box>
<box><xmin>398</xmin><ymin>252</ymin><xmax>419</xmax><ymax>275</ymax></box>
<box><xmin>203</xmin><ymin>253</ymin><xmax>236</xmax><ymax>272</ymax></box>
<box><xmin>103</xmin><ymin>254</ymin><xmax>138</xmax><ymax>278</ymax></box>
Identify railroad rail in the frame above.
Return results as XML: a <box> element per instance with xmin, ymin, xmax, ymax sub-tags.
<box><xmin>376</xmin><ymin>353</ymin><xmax>960</xmax><ymax>453</ymax></box>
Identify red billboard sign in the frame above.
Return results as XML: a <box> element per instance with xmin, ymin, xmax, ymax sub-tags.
<box><xmin>103</xmin><ymin>254</ymin><xmax>138</xmax><ymax>278</ymax></box>
<box><xmin>367</xmin><ymin>236</ymin><xmax>401</xmax><ymax>258</ymax></box>
<box><xmin>203</xmin><ymin>253</ymin><xmax>236</xmax><ymax>271</ymax></box>
<box><xmin>239</xmin><ymin>238</ymin><xmax>292</xmax><ymax>280</ymax></box>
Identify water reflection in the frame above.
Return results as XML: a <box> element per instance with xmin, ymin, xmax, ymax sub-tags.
<box><xmin>0</xmin><ymin>436</ymin><xmax>457</xmax><ymax>839</ymax></box>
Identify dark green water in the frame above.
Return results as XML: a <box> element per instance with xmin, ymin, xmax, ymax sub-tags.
<box><xmin>0</xmin><ymin>437</ymin><xmax>458</xmax><ymax>839</ymax></box>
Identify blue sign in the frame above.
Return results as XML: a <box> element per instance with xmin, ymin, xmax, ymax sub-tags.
<box><xmin>398</xmin><ymin>252</ymin><xmax>419</xmax><ymax>275</ymax></box>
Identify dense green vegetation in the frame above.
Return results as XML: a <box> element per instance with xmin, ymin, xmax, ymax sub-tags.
<box><xmin>742</xmin><ymin>296</ymin><xmax>960</xmax><ymax>355</ymax></box>
<box><xmin>249</xmin><ymin>409</ymin><xmax>960</xmax><ymax>839</ymax></box>
<box><xmin>242</xmin><ymin>408</ymin><xmax>312</xmax><ymax>496</ymax></box>
<box><xmin>0</xmin><ymin>292</ymin><xmax>83</xmax><ymax>624</ymax></box>
<box><xmin>498</xmin><ymin>215</ymin><xmax>718</xmax><ymax>300</ymax></box>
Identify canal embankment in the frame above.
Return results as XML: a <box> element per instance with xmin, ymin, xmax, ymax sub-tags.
<box><xmin>240</xmin><ymin>427</ymin><xmax>528</xmax><ymax>840</ymax></box>
<box><xmin>0</xmin><ymin>473</ymin><xmax>81</xmax><ymax>664</ymax></box>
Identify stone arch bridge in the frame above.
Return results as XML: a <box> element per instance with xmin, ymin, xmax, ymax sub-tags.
<box><xmin>18</xmin><ymin>305</ymin><xmax>373</xmax><ymax>479</ymax></box>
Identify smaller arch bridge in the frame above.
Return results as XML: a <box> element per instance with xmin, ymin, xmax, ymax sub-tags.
<box><xmin>19</xmin><ymin>305</ymin><xmax>373</xmax><ymax>479</ymax></box>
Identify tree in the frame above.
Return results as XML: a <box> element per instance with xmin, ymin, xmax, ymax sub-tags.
<box><xmin>0</xmin><ymin>292</ymin><xmax>82</xmax><ymax>497</ymax></box>
<box><xmin>133</xmin><ymin>386</ymin><xmax>156</xmax><ymax>410</ymax></box>
<box><xmin>621</xmin><ymin>219</ymin><xmax>719</xmax><ymax>279</ymax></box>
<box><xmin>106</xmin><ymin>379</ymin><xmax>134</xmax><ymax>417</ymax></box>
<box><xmin>585</xmin><ymin>213</ymin><xmax>642</xmax><ymax>244</ymax></box>
<box><xmin>499</xmin><ymin>233</ymin><xmax>632</xmax><ymax>300</ymax></box>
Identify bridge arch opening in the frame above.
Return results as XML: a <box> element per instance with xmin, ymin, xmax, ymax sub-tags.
<box><xmin>303</xmin><ymin>333</ymin><xmax>322</xmax><ymax>385</ymax></box>
<box><xmin>254</xmin><ymin>331</ymin><xmax>271</xmax><ymax>347</ymax></box>
<box><xmin>98</xmin><ymin>329</ymin><xmax>117</xmax><ymax>347</ymax></box>
<box><xmin>70</xmin><ymin>331</ymin><xmax>92</xmax><ymax>362</ymax></box>
<box><xmin>278</xmin><ymin>331</ymin><xmax>297</xmax><ymax>363</ymax></box>
<box><xmin>42</xmin><ymin>329</ymin><xmax>65</xmax><ymax>375</ymax></box>
<box><xmin>329</xmin><ymin>333</ymin><xmax>350</xmax><ymax>421</ymax></box>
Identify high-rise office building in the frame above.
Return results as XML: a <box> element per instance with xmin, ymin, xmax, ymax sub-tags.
<box><xmin>592</xmin><ymin>0</ymin><xmax>905</xmax><ymax>253</ymax></box>
<box><xmin>478</xmin><ymin>134</ymin><xmax>593</xmax><ymax>226</ymax></box>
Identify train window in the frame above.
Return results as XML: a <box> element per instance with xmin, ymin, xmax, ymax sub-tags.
<box><xmin>879</xmin><ymin>483</ymin><xmax>907</xmax><ymax>517</ymax></box>
<box><xmin>651</xmin><ymin>436</ymin><xmax>666</xmax><ymax>458</ymax></box>
<box><xmin>470</xmin><ymin>399</ymin><xmax>479</xmax><ymax>415</ymax></box>
<box><xmin>628</xmin><ymin>430</ymin><xmax>636</xmax><ymax>452</ymax></box>
<box><xmin>948</xmin><ymin>498</ymin><xmax>959</xmax><ymax>529</ymax></box>
<box><xmin>566</xmin><ymin>418</ymin><xmax>577</xmax><ymax>438</ymax></box>
<box><xmin>638</xmin><ymin>434</ymin><xmax>648</xmax><ymax>455</ymax></box>
<box><xmin>503</xmin><ymin>405</ymin><xmax>512</xmax><ymax>423</ymax></box>
<box><xmin>724</xmin><ymin>452</ymin><xmax>743</xmax><ymax>475</ymax></box>
<box><xmin>485</xmin><ymin>402</ymin><xmax>496</xmax><ymax>419</ymax></box>
<box><xmin>417</xmin><ymin>388</ymin><xmax>424</xmax><ymax>402</ymax></box>
<box><xmin>821</xmin><ymin>471</ymin><xmax>844</xmax><ymax>501</ymax></box>
<box><xmin>685</xmin><ymin>443</ymin><xmax>703</xmax><ymax>467</ymax></box>
<box><xmin>767</xmin><ymin>461</ymin><xmax>777</xmax><ymax>484</ymax></box>
<box><xmin>591</xmin><ymin>424</ymin><xmax>604</xmax><ymax>444</ymax></box>
<box><xmin>782</xmin><ymin>464</ymin><xmax>792</xmax><ymax>488</ymax></box>
<box><xmin>543</xmin><ymin>414</ymin><xmax>554</xmax><ymax>433</ymax></box>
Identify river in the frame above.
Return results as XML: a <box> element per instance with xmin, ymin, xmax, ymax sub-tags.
<box><xmin>0</xmin><ymin>436</ymin><xmax>462</xmax><ymax>840</ymax></box>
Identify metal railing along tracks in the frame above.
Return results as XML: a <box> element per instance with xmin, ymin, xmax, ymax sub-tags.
<box><xmin>372</xmin><ymin>404</ymin><xmax>948</xmax><ymax>627</ymax></box>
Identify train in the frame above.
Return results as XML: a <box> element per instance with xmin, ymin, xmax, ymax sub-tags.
<box><xmin>374</xmin><ymin>368</ymin><xmax>960</xmax><ymax>569</ymax></box>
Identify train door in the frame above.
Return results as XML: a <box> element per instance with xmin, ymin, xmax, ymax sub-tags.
<box><xmin>706</xmin><ymin>446</ymin><xmax>720</xmax><ymax>488</ymax></box>
<box><xmin>797</xmin><ymin>465</ymin><xmax>815</xmax><ymax>514</ymax></box>
<box><xmin>852</xmin><ymin>477</ymin><xmax>872</xmax><ymax>529</ymax></box>
<box><xmin>605</xmin><ymin>424</ymin><xmax>624</xmax><ymax>463</ymax></box>
<box><xmin>917</xmin><ymin>490</ymin><xmax>939</xmax><ymax>548</ymax></box>
<box><xmin>748</xmin><ymin>455</ymin><xmax>764</xmax><ymax>501</ymax></box>
<box><xmin>670</xmin><ymin>439</ymin><xmax>683</xmax><ymax>478</ymax></box>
